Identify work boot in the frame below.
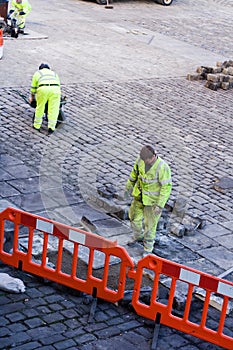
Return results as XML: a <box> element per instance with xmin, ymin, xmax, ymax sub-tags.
<box><xmin>48</xmin><ymin>128</ymin><xmax>54</xmax><ymax>135</ymax></box>
<box><xmin>19</xmin><ymin>27</ymin><xmax>25</xmax><ymax>34</ymax></box>
<box><xmin>33</xmin><ymin>126</ymin><xmax>40</xmax><ymax>132</ymax></box>
<box><xmin>127</xmin><ymin>238</ymin><xmax>143</xmax><ymax>248</ymax></box>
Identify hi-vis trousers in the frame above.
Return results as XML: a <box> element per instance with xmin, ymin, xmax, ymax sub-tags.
<box><xmin>129</xmin><ymin>199</ymin><xmax>162</xmax><ymax>253</ymax></box>
<box><xmin>33</xmin><ymin>86</ymin><xmax>61</xmax><ymax>131</ymax></box>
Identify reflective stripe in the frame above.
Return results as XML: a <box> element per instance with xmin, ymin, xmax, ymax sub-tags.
<box><xmin>140</xmin><ymin>159</ymin><xmax>164</xmax><ymax>183</ymax></box>
<box><xmin>140</xmin><ymin>176</ymin><xmax>158</xmax><ymax>184</ymax></box>
<box><xmin>38</xmin><ymin>71</ymin><xmax>59</xmax><ymax>85</ymax></box>
<box><xmin>217</xmin><ymin>281</ymin><xmax>233</xmax><ymax>298</ymax></box>
<box><xmin>155</xmin><ymin>160</ymin><xmax>164</xmax><ymax>179</ymax></box>
<box><xmin>36</xmin><ymin>219</ymin><xmax>54</xmax><ymax>234</ymax></box>
<box><xmin>179</xmin><ymin>269</ymin><xmax>200</xmax><ymax>285</ymax></box>
<box><xmin>160</xmin><ymin>178</ymin><xmax>172</xmax><ymax>185</ymax></box>
<box><xmin>38</xmin><ymin>84</ymin><xmax>60</xmax><ymax>87</ymax></box>
<box><xmin>143</xmin><ymin>190</ymin><xmax>160</xmax><ymax>196</ymax></box>
<box><xmin>129</xmin><ymin>176</ymin><xmax>136</xmax><ymax>182</ymax></box>
<box><xmin>140</xmin><ymin>176</ymin><xmax>172</xmax><ymax>185</ymax></box>
<box><xmin>69</xmin><ymin>229</ymin><xmax>86</xmax><ymax>244</ymax></box>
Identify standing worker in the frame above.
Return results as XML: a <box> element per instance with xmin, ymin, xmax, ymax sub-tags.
<box><xmin>125</xmin><ymin>145</ymin><xmax>172</xmax><ymax>257</ymax></box>
<box><xmin>8</xmin><ymin>0</ymin><xmax>31</xmax><ymax>33</ymax></box>
<box><xmin>29</xmin><ymin>63</ymin><xmax>61</xmax><ymax>135</ymax></box>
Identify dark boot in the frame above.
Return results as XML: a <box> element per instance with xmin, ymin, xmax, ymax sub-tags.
<box><xmin>48</xmin><ymin>128</ymin><xmax>54</xmax><ymax>135</ymax></box>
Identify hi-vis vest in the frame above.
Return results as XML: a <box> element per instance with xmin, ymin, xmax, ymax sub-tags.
<box><xmin>126</xmin><ymin>156</ymin><xmax>172</xmax><ymax>207</ymax></box>
<box><xmin>10</xmin><ymin>0</ymin><xmax>31</xmax><ymax>15</ymax></box>
<box><xmin>30</xmin><ymin>68</ymin><xmax>60</xmax><ymax>94</ymax></box>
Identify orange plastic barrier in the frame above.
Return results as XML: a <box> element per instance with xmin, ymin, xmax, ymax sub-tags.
<box><xmin>128</xmin><ymin>254</ymin><xmax>233</xmax><ymax>349</ymax></box>
<box><xmin>0</xmin><ymin>29</ymin><xmax>3</xmax><ymax>60</ymax></box>
<box><xmin>1</xmin><ymin>207</ymin><xmax>233</xmax><ymax>348</ymax></box>
<box><xmin>0</xmin><ymin>207</ymin><xmax>134</xmax><ymax>303</ymax></box>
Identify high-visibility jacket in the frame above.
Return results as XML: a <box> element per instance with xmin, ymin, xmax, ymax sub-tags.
<box><xmin>126</xmin><ymin>156</ymin><xmax>172</xmax><ymax>207</ymax></box>
<box><xmin>10</xmin><ymin>0</ymin><xmax>31</xmax><ymax>16</ymax></box>
<box><xmin>30</xmin><ymin>68</ymin><xmax>60</xmax><ymax>94</ymax></box>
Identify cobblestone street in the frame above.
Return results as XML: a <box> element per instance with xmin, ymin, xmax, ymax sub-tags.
<box><xmin>1</xmin><ymin>0</ymin><xmax>233</xmax><ymax>348</ymax></box>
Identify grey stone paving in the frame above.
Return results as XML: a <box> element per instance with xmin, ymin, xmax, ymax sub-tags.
<box><xmin>0</xmin><ymin>264</ymin><xmax>229</xmax><ymax>350</ymax></box>
<box><xmin>1</xmin><ymin>0</ymin><xmax>233</xmax><ymax>348</ymax></box>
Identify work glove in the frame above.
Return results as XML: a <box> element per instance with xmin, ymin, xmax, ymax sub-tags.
<box><xmin>29</xmin><ymin>96</ymin><xmax>36</xmax><ymax>108</ymax></box>
<box><xmin>9</xmin><ymin>9</ymin><xmax>14</xmax><ymax>14</ymax></box>
<box><xmin>153</xmin><ymin>205</ymin><xmax>163</xmax><ymax>216</ymax></box>
<box><xmin>19</xmin><ymin>11</ymin><xmax>26</xmax><ymax>15</ymax></box>
<box><xmin>30</xmin><ymin>100</ymin><xmax>37</xmax><ymax>108</ymax></box>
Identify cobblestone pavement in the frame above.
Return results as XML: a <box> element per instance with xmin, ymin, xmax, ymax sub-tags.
<box><xmin>0</xmin><ymin>263</ymin><xmax>230</xmax><ymax>350</ymax></box>
<box><xmin>1</xmin><ymin>0</ymin><xmax>233</xmax><ymax>348</ymax></box>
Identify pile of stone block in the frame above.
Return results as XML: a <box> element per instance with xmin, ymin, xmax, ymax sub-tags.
<box><xmin>187</xmin><ymin>60</ymin><xmax>233</xmax><ymax>91</ymax></box>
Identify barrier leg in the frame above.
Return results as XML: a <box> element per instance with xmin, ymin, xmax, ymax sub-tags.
<box><xmin>88</xmin><ymin>287</ymin><xmax>98</xmax><ymax>323</ymax></box>
<box><xmin>151</xmin><ymin>313</ymin><xmax>161</xmax><ymax>350</ymax></box>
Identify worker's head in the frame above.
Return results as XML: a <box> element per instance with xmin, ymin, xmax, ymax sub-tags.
<box><xmin>140</xmin><ymin>145</ymin><xmax>157</xmax><ymax>164</ymax></box>
<box><xmin>16</xmin><ymin>0</ymin><xmax>22</xmax><ymax>3</ymax></box>
<box><xmin>39</xmin><ymin>63</ymin><xmax>50</xmax><ymax>70</ymax></box>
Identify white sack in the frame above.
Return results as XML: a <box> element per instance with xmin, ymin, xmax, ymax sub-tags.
<box><xmin>0</xmin><ymin>273</ymin><xmax>26</xmax><ymax>293</ymax></box>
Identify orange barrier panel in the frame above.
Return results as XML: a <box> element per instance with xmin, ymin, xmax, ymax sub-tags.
<box><xmin>0</xmin><ymin>29</ymin><xmax>3</xmax><ymax>60</ymax></box>
<box><xmin>128</xmin><ymin>254</ymin><xmax>233</xmax><ymax>349</ymax></box>
<box><xmin>0</xmin><ymin>207</ymin><xmax>134</xmax><ymax>303</ymax></box>
<box><xmin>1</xmin><ymin>207</ymin><xmax>233</xmax><ymax>348</ymax></box>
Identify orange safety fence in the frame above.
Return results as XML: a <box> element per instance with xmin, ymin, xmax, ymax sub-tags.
<box><xmin>1</xmin><ymin>207</ymin><xmax>233</xmax><ymax>348</ymax></box>
<box><xmin>128</xmin><ymin>254</ymin><xmax>233</xmax><ymax>349</ymax></box>
<box><xmin>0</xmin><ymin>207</ymin><xmax>134</xmax><ymax>303</ymax></box>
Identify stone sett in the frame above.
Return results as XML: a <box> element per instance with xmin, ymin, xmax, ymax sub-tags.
<box><xmin>53</xmin><ymin>339</ymin><xmax>77</xmax><ymax>350</ymax></box>
<box><xmin>7</xmin><ymin>322</ymin><xmax>28</xmax><ymax>334</ymax></box>
<box><xmin>36</xmin><ymin>305</ymin><xmax>51</xmax><ymax>315</ymax></box>
<box><xmin>61</xmin><ymin>309</ymin><xmax>79</xmax><ymax>319</ymax></box>
<box><xmin>0</xmin><ymin>301</ymin><xmax>25</xmax><ymax>315</ymax></box>
<box><xmin>5</xmin><ymin>311</ymin><xmax>26</xmax><ymax>323</ymax></box>
<box><xmin>0</xmin><ymin>326</ymin><xmax>10</xmax><ymax>337</ymax></box>
<box><xmin>26</xmin><ymin>287</ymin><xmax>46</xmax><ymax>298</ymax></box>
<box><xmin>63</xmin><ymin>318</ymin><xmax>83</xmax><ymax>329</ymax></box>
<box><xmin>7</xmin><ymin>331</ymin><xmax>32</xmax><ymax>347</ymax></box>
<box><xmin>94</xmin><ymin>310</ymin><xmax>111</xmax><ymax>322</ymax></box>
<box><xmin>118</xmin><ymin>319</ymin><xmax>141</xmax><ymax>332</ymax></box>
<box><xmin>41</xmin><ymin>311</ymin><xmax>66</xmax><ymax>324</ymax></box>
<box><xmin>84</xmin><ymin>322</ymin><xmax>108</xmax><ymax>332</ymax></box>
<box><xmin>39</xmin><ymin>334</ymin><xmax>66</xmax><ymax>346</ymax></box>
<box><xmin>8</xmin><ymin>342</ymin><xmax>42</xmax><ymax>350</ymax></box>
<box><xmin>60</xmin><ymin>299</ymin><xmax>76</xmax><ymax>309</ymax></box>
<box><xmin>25</xmin><ymin>297</ymin><xmax>48</xmax><ymax>308</ymax></box>
<box><xmin>49</xmin><ymin>321</ymin><xmax>68</xmax><ymax>333</ymax></box>
<box><xmin>106</xmin><ymin>316</ymin><xmax>126</xmax><ymax>326</ymax></box>
<box><xmin>75</xmin><ymin>333</ymin><xmax>98</xmax><ymax>345</ymax></box>
<box><xmin>24</xmin><ymin>317</ymin><xmax>46</xmax><ymax>329</ymax></box>
<box><xmin>63</xmin><ymin>327</ymin><xmax>86</xmax><ymax>339</ymax></box>
<box><xmin>94</xmin><ymin>325</ymin><xmax>122</xmax><ymax>339</ymax></box>
<box><xmin>0</xmin><ymin>295</ymin><xmax>11</xmax><ymax>305</ymax></box>
<box><xmin>0</xmin><ymin>337</ymin><xmax>15</xmax><ymax>349</ymax></box>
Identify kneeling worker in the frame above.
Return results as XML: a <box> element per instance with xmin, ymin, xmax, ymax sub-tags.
<box><xmin>29</xmin><ymin>63</ymin><xmax>61</xmax><ymax>135</ymax></box>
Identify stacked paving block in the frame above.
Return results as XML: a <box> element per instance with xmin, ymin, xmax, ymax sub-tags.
<box><xmin>187</xmin><ymin>60</ymin><xmax>233</xmax><ymax>91</ymax></box>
